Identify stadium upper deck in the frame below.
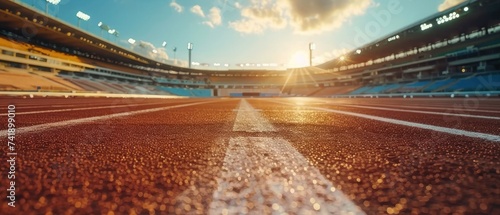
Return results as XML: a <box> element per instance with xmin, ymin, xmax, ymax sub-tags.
<box><xmin>318</xmin><ymin>0</ymin><xmax>500</xmax><ymax>69</ymax></box>
<box><xmin>1</xmin><ymin>0</ymin><xmax>498</xmax><ymax>74</ymax></box>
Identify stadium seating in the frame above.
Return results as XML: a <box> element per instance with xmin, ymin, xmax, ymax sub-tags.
<box><xmin>209</xmin><ymin>76</ymin><xmax>287</xmax><ymax>85</ymax></box>
<box><xmin>395</xmin><ymin>80</ymin><xmax>432</xmax><ymax>93</ymax></box>
<box><xmin>312</xmin><ymin>85</ymin><xmax>361</xmax><ymax>96</ymax></box>
<box><xmin>157</xmin><ymin>86</ymin><xmax>212</xmax><ymax>97</ymax></box>
<box><xmin>349</xmin><ymin>86</ymin><xmax>373</xmax><ymax>94</ymax></box>
<box><xmin>0</xmin><ymin>68</ymin><xmax>81</xmax><ymax>91</ymax></box>
<box><xmin>444</xmin><ymin>73</ymin><xmax>500</xmax><ymax>91</ymax></box>
<box><xmin>421</xmin><ymin>79</ymin><xmax>457</xmax><ymax>92</ymax></box>
<box><xmin>339</xmin><ymin>72</ymin><xmax>500</xmax><ymax>95</ymax></box>
<box><xmin>289</xmin><ymin>86</ymin><xmax>320</xmax><ymax>96</ymax></box>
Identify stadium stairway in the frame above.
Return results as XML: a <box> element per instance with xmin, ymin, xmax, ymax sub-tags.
<box><xmin>431</xmin><ymin>77</ymin><xmax>464</xmax><ymax>92</ymax></box>
<box><xmin>33</xmin><ymin>72</ymin><xmax>82</xmax><ymax>91</ymax></box>
<box><xmin>349</xmin><ymin>86</ymin><xmax>373</xmax><ymax>94</ymax></box>
<box><xmin>306</xmin><ymin>87</ymin><xmax>324</xmax><ymax>96</ymax></box>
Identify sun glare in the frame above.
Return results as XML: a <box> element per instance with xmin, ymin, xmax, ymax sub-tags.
<box><xmin>288</xmin><ymin>51</ymin><xmax>309</xmax><ymax>68</ymax></box>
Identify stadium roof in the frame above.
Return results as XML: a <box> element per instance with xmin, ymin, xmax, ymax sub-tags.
<box><xmin>317</xmin><ymin>0</ymin><xmax>500</xmax><ymax>69</ymax></box>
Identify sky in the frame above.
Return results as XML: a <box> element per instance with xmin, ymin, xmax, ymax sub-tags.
<box><xmin>19</xmin><ymin>0</ymin><xmax>467</xmax><ymax>69</ymax></box>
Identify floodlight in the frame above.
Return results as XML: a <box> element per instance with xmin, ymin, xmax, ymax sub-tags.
<box><xmin>76</xmin><ymin>11</ymin><xmax>90</xmax><ymax>28</ymax></box>
<box><xmin>187</xmin><ymin>42</ymin><xmax>193</xmax><ymax>50</ymax></box>
<box><xmin>46</xmin><ymin>0</ymin><xmax>60</xmax><ymax>5</ymax></box>
<box><xmin>128</xmin><ymin>38</ymin><xmax>136</xmax><ymax>44</ymax></box>
<box><xmin>76</xmin><ymin>11</ymin><xmax>90</xmax><ymax>21</ymax></box>
<box><xmin>162</xmin><ymin>41</ymin><xmax>167</xmax><ymax>47</ymax></box>
<box><xmin>464</xmin><ymin>7</ymin><xmax>469</xmax><ymax>12</ymax></box>
<box><xmin>98</xmin><ymin>22</ymin><xmax>110</xmax><ymax>31</ymax></box>
<box><xmin>309</xmin><ymin>42</ymin><xmax>316</xmax><ymax>50</ymax></box>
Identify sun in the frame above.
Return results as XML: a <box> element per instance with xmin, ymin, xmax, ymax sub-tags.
<box><xmin>288</xmin><ymin>51</ymin><xmax>309</xmax><ymax>68</ymax></box>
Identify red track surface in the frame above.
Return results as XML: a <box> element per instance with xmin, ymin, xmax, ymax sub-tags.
<box><xmin>0</xmin><ymin>96</ymin><xmax>499</xmax><ymax>215</ymax></box>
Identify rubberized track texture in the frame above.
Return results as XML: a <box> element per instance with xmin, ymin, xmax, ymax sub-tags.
<box><xmin>0</xmin><ymin>97</ymin><xmax>499</xmax><ymax>215</ymax></box>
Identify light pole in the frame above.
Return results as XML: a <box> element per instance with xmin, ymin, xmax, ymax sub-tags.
<box><xmin>309</xmin><ymin>42</ymin><xmax>315</xmax><ymax>67</ymax></box>
<box><xmin>108</xmin><ymin>29</ymin><xmax>119</xmax><ymax>42</ymax></box>
<box><xmin>45</xmin><ymin>0</ymin><xmax>60</xmax><ymax>15</ymax></box>
<box><xmin>187</xmin><ymin>43</ymin><xmax>193</xmax><ymax>68</ymax></box>
<box><xmin>173</xmin><ymin>47</ymin><xmax>177</xmax><ymax>63</ymax></box>
<box><xmin>98</xmin><ymin>22</ymin><xmax>110</xmax><ymax>37</ymax></box>
<box><xmin>76</xmin><ymin>11</ymin><xmax>90</xmax><ymax>28</ymax></box>
<box><xmin>128</xmin><ymin>38</ymin><xmax>136</xmax><ymax>51</ymax></box>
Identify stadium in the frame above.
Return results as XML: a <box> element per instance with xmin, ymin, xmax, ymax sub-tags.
<box><xmin>0</xmin><ymin>0</ymin><xmax>499</xmax><ymax>214</ymax></box>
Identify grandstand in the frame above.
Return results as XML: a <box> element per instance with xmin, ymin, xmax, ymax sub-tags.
<box><xmin>0</xmin><ymin>0</ymin><xmax>499</xmax><ymax>97</ymax></box>
<box><xmin>2</xmin><ymin>1</ymin><xmax>500</xmax><ymax>214</ymax></box>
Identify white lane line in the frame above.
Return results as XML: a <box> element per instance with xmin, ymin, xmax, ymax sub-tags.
<box><xmin>338</xmin><ymin>104</ymin><xmax>500</xmax><ymax>120</ymax></box>
<box><xmin>209</xmin><ymin>137</ymin><xmax>365</xmax><ymax>215</ymax></box>
<box><xmin>0</xmin><ymin>102</ymin><xmax>168</xmax><ymax>116</ymax></box>
<box><xmin>232</xmin><ymin>99</ymin><xmax>275</xmax><ymax>132</ymax></box>
<box><xmin>272</xmin><ymin>100</ymin><xmax>500</xmax><ymax>142</ymax></box>
<box><xmin>207</xmin><ymin>98</ymin><xmax>365</xmax><ymax>214</ymax></box>
<box><xmin>0</xmin><ymin>104</ymin><xmax>107</xmax><ymax>109</ymax></box>
<box><xmin>0</xmin><ymin>100</ymin><xmax>216</xmax><ymax>138</ymax></box>
<box><xmin>344</xmin><ymin>103</ymin><xmax>500</xmax><ymax>114</ymax></box>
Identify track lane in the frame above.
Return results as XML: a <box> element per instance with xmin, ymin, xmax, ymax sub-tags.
<box><xmin>339</xmin><ymin>103</ymin><xmax>500</xmax><ymax>117</ymax></box>
<box><xmin>0</xmin><ymin>97</ymin><xmax>130</xmax><ymax>109</ymax></box>
<box><xmin>1</xmin><ymin>97</ymin><xmax>499</xmax><ymax>215</ymax></box>
<box><xmin>0</xmin><ymin>99</ymin><xmax>240</xmax><ymax>215</ymax></box>
<box><xmin>0</xmin><ymin>98</ymin><xmax>210</xmax><ymax>127</ymax></box>
<box><xmin>335</xmin><ymin>98</ymin><xmax>500</xmax><ymax>111</ymax></box>
<box><xmin>248</xmin><ymin>98</ymin><xmax>500</xmax><ymax>215</ymax></box>
<box><xmin>284</xmin><ymin>98</ymin><xmax>500</xmax><ymax>135</ymax></box>
<box><xmin>317</xmin><ymin>105</ymin><xmax>500</xmax><ymax>135</ymax></box>
<box><xmin>331</xmin><ymin>102</ymin><xmax>500</xmax><ymax>117</ymax></box>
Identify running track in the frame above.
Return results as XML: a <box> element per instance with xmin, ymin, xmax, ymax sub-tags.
<box><xmin>0</xmin><ymin>97</ymin><xmax>499</xmax><ymax>214</ymax></box>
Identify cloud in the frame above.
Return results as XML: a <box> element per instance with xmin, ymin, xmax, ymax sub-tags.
<box><xmin>229</xmin><ymin>1</ymin><xmax>287</xmax><ymax>34</ymax></box>
<box><xmin>190</xmin><ymin>5</ymin><xmax>205</xmax><ymax>17</ymax></box>
<box><xmin>288</xmin><ymin>0</ymin><xmax>372</xmax><ymax>34</ymax></box>
<box><xmin>234</xmin><ymin>2</ymin><xmax>242</xmax><ymax>9</ymax></box>
<box><xmin>170</xmin><ymin>0</ymin><xmax>183</xmax><ymax>13</ymax></box>
<box><xmin>229</xmin><ymin>0</ymin><xmax>373</xmax><ymax>34</ymax></box>
<box><xmin>203</xmin><ymin>7</ymin><xmax>222</xmax><ymax>28</ymax></box>
<box><xmin>129</xmin><ymin>41</ymin><xmax>170</xmax><ymax>63</ymax></box>
<box><xmin>438</xmin><ymin>0</ymin><xmax>466</xmax><ymax>11</ymax></box>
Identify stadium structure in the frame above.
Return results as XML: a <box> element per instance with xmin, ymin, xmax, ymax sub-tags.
<box><xmin>0</xmin><ymin>0</ymin><xmax>499</xmax><ymax>98</ymax></box>
<box><xmin>1</xmin><ymin>1</ymin><xmax>500</xmax><ymax>214</ymax></box>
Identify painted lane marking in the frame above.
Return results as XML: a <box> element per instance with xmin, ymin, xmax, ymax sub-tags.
<box><xmin>207</xmin><ymin>99</ymin><xmax>365</xmax><ymax>214</ymax></box>
<box><xmin>0</xmin><ymin>100</ymin><xmax>216</xmax><ymax>138</ymax></box>
<box><xmin>338</xmin><ymin>104</ymin><xmax>500</xmax><ymax>120</ymax></box>
<box><xmin>340</xmin><ymin>103</ymin><xmax>500</xmax><ymax>114</ymax></box>
<box><xmin>232</xmin><ymin>99</ymin><xmax>275</xmax><ymax>132</ymax></box>
<box><xmin>271</xmin><ymin>100</ymin><xmax>500</xmax><ymax>142</ymax></box>
<box><xmin>209</xmin><ymin>137</ymin><xmax>365</xmax><ymax>215</ymax></box>
<box><xmin>0</xmin><ymin>103</ymin><xmax>116</xmax><ymax>109</ymax></box>
<box><xmin>0</xmin><ymin>102</ymin><xmax>168</xmax><ymax>116</ymax></box>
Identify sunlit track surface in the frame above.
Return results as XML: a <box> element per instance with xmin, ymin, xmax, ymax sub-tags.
<box><xmin>0</xmin><ymin>97</ymin><xmax>499</xmax><ymax>215</ymax></box>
